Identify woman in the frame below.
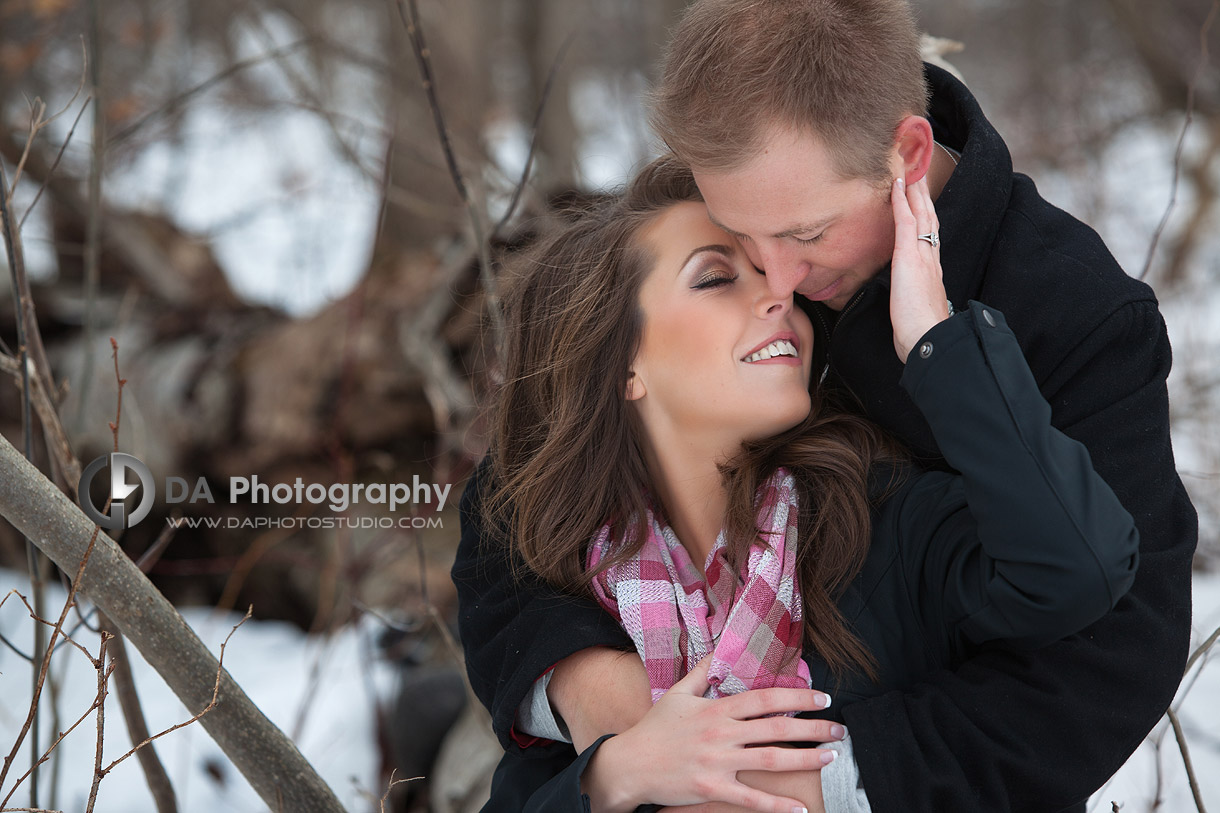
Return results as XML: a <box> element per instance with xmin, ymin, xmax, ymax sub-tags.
<box><xmin>469</xmin><ymin>155</ymin><xmax>1138</xmax><ymax>812</ymax></box>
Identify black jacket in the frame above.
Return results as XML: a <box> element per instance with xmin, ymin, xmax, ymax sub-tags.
<box><xmin>453</xmin><ymin>64</ymin><xmax>1197</xmax><ymax>812</ymax></box>
<box><xmin>459</xmin><ymin>303</ymin><xmax>1141</xmax><ymax>811</ymax></box>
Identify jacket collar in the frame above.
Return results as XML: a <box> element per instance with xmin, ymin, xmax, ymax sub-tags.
<box><xmin>924</xmin><ymin>62</ymin><xmax>1013</xmax><ymax>309</ymax></box>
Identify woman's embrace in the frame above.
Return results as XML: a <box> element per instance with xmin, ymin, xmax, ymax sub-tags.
<box><xmin>458</xmin><ymin>155</ymin><xmax>1140</xmax><ymax>812</ymax></box>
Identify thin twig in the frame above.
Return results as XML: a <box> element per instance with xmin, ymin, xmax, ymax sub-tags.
<box><xmin>2</xmin><ymin>127</ymin><xmax>47</xmax><ymax>812</ymax></box>
<box><xmin>18</xmin><ymin>97</ymin><xmax>91</xmax><ymax>232</ymax></box>
<box><xmin>9</xmin><ymin>40</ymin><xmax>88</xmax><ymax>192</ymax></box>
<box><xmin>108</xmin><ymin>338</ymin><xmax>126</xmax><ymax>451</ymax></box>
<box><xmin>1139</xmin><ymin>0</ymin><xmax>1219</xmax><ymax>280</ymax></box>
<box><xmin>3</xmin><ymin>652</ymin><xmax>113</xmax><ymax>812</ymax></box>
<box><xmin>0</xmin><ymin>526</ymin><xmax>103</xmax><ymax>800</ymax></box>
<box><xmin>493</xmin><ymin>32</ymin><xmax>576</xmax><ymax>237</ymax></box>
<box><xmin>1167</xmin><ymin>707</ymin><xmax>1207</xmax><ymax>813</ymax></box>
<box><xmin>378</xmin><ymin>769</ymin><xmax>419</xmax><ymax>813</ymax></box>
<box><xmin>108</xmin><ymin>40</ymin><xmax>314</xmax><ymax>147</ymax></box>
<box><xmin>84</xmin><ymin>632</ymin><xmax>114</xmax><ymax>813</ymax></box>
<box><xmin>100</xmin><ymin>607</ymin><xmax>252</xmax><ymax>776</ymax></box>
<box><xmin>393</xmin><ymin>0</ymin><xmax>504</xmax><ymax>344</ymax></box>
<box><xmin>75</xmin><ymin>0</ymin><xmax>105</xmax><ymax>435</ymax></box>
<box><xmin>1185</xmin><ymin>623</ymin><xmax>1220</xmax><ymax>674</ymax></box>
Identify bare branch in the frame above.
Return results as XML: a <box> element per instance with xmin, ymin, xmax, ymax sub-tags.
<box><xmin>0</xmin><ymin>437</ymin><xmax>345</xmax><ymax>811</ymax></box>
<box><xmin>108</xmin><ymin>40</ymin><xmax>315</xmax><ymax>147</ymax></box>
<box><xmin>378</xmin><ymin>769</ymin><xmax>420</xmax><ymax>813</ymax></box>
<box><xmin>17</xmin><ymin>96</ymin><xmax>91</xmax><ymax>232</ymax></box>
<box><xmin>1166</xmin><ymin>708</ymin><xmax>1207</xmax><ymax>813</ymax></box>
<box><xmin>84</xmin><ymin>632</ymin><xmax>115</xmax><ymax>813</ymax></box>
<box><xmin>393</xmin><ymin>0</ymin><xmax>504</xmax><ymax>344</ymax></box>
<box><xmin>494</xmin><ymin>32</ymin><xmax>577</xmax><ymax>237</ymax></box>
<box><xmin>97</xmin><ymin>622</ymin><xmax>178</xmax><ymax>813</ymax></box>
<box><xmin>0</xmin><ymin>526</ymin><xmax>103</xmax><ymax>801</ymax></box>
<box><xmin>1185</xmin><ymin>623</ymin><xmax>1220</xmax><ymax>674</ymax></box>
<box><xmin>102</xmin><ymin>609</ymin><xmax>251</xmax><ymax>776</ymax></box>
<box><xmin>1139</xmin><ymin>0</ymin><xmax>1219</xmax><ymax>280</ymax></box>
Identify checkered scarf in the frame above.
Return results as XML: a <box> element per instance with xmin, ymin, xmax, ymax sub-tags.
<box><xmin>587</xmin><ymin>469</ymin><xmax>811</xmax><ymax>703</ymax></box>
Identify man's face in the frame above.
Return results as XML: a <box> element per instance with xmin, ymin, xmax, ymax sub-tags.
<box><xmin>692</xmin><ymin>124</ymin><xmax>897</xmax><ymax>311</ymax></box>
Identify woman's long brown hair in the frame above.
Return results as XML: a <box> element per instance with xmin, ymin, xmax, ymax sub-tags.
<box><xmin>487</xmin><ymin>155</ymin><xmax>905</xmax><ymax>679</ymax></box>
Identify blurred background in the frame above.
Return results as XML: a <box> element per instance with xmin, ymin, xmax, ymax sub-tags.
<box><xmin>0</xmin><ymin>0</ymin><xmax>1217</xmax><ymax>810</ymax></box>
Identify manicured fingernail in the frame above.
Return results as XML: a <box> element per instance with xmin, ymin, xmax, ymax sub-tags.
<box><xmin>793</xmin><ymin>807</ymin><xmax>808</xmax><ymax>813</ymax></box>
<box><xmin>821</xmin><ymin>750</ymin><xmax>837</xmax><ymax>765</ymax></box>
<box><xmin>896</xmin><ymin>177</ymin><xmax>905</xmax><ymax>189</ymax></box>
<box><xmin>819</xmin><ymin>693</ymin><xmax>832</xmax><ymax>708</ymax></box>
<box><xmin>831</xmin><ymin>724</ymin><xmax>846</xmax><ymax>739</ymax></box>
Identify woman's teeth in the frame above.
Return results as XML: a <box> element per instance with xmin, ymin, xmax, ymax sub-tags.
<box><xmin>744</xmin><ymin>339</ymin><xmax>798</xmax><ymax>363</ymax></box>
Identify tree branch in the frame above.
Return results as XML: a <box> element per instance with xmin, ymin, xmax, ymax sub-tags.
<box><xmin>0</xmin><ymin>435</ymin><xmax>344</xmax><ymax>812</ymax></box>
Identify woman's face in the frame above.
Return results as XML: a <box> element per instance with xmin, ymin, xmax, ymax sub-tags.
<box><xmin>629</xmin><ymin>202</ymin><xmax>815</xmax><ymax>454</ymax></box>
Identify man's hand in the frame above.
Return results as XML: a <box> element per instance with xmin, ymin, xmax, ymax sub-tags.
<box><xmin>889</xmin><ymin>175</ymin><xmax>950</xmax><ymax>362</ymax></box>
<box><xmin>581</xmin><ymin>657</ymin><xmax>841</xmax><ymax>813</ymax></box>
<box><xmin>660</xmin><ymin>768</ymin><xmax>827</xmax><ymax>813</ymax></box>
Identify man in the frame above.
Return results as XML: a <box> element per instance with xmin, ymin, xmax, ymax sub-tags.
<box><xmin>453</xmin><ymin>0</ymin><xmax>1197</xmax><ymax>810</ymax></box>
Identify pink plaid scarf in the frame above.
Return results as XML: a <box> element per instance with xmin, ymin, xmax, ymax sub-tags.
<box><xmin>587</xmin><ymin>469</ymin><xmax>811</xmax><ymax>702</ymax></box>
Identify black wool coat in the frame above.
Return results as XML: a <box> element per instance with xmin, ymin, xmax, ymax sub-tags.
<box><xmin>452</xmin><ymin>64</ymin><xmax>1198</xmax><ymax>812</ymax></box>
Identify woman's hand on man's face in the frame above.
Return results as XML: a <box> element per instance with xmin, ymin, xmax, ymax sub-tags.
<box><xmin>580</xmin><ymin>656</ymin><xmax>842</xmax><ymax>813</ymax></box>
<box><xmin>889</xmin><ymin>175</ymin><xmax>950</xmax><ymax>363</ymax></box>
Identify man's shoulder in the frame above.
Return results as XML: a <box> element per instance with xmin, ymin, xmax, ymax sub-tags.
<box><xmin>979</xmin><ymin>174</ymin><xmax>1158</xmax><ymax>339</ymax></box>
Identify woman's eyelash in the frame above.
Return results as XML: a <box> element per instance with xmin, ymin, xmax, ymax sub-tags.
<box><xmin>794</xmin><ymin>233</ymin><xmax>823</xmax><ymax>245</ymax></box>
<box><xmin>692</xmin><ymin>274</ymin><xmax>737</xmax><ymax>290</ymax></box>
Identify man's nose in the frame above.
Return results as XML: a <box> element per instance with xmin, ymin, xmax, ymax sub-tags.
<box><xmin>753</xmin><ymin>242</ymin><xmax>811</xmax><ymax>300</ymax></box>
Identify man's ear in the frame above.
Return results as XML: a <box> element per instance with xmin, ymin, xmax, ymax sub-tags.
<box><xmin>891</xmin><ymin>115</ymin><xmax>934</xmax><ymax>185</ymax></box>
<box><xmin>625</xmin><ymin>371</ymin><xmax>646</xmax><ymax>401</ymax></box>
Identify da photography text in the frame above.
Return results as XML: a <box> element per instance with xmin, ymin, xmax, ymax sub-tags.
<box><xmin>78</xmin><ymin>452</ymin><xmax>452</xmax><ymax>531</ymax></box>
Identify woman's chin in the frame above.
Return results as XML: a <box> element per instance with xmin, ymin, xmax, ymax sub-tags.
<box><xmin>740</xmin><ymin>404</ymin><xmax>812</xmax><ymax>444</ymax></box>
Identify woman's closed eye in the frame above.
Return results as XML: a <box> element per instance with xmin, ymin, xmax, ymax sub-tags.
<box><xmin>794</xmin><ymin>232</ymin><xmax>824</xmax><ymax>245</ymax></box>
<box><xmin>691</xmin><ymin>272</ymin><xmax>738</xmax><ymax>290</ymax></box>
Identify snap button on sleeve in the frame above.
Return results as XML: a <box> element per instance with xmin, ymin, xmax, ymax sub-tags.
<box><xmin>983</xmin><ymin>309</ymin><xmax>997</xmax><ymax>327</ymax></box>
<box><xmin>919</xmin><ymin>341</ymin><xmax>933</xmax><ymax>359</ymax></box>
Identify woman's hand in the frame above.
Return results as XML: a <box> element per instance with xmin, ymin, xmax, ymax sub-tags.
<box><xmin>581</xmin><ymin>657</ymin><xmax>842</xmax><ymax>813</ymax></box>
<box><xmin>889</xmin><ymin>175</ymin><xmax>950</xmax><ymax>363</ymax></box>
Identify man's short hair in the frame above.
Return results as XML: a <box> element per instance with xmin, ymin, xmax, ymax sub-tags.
<box><xmin>652</xmin><ymin>0</ymin><xmax>930</xmax><ymax>183</ymax></box>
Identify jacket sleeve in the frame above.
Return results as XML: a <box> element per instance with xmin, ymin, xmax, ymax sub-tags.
<box><xmin>452</xmin><ymin>459</ymin><xmax>633</xmax><ymax>752</ymax></box>
<box><xmin>891</xmin><ymin>302</ymin><xmax>1139</xmax><ymax>652</ymax></box>
<box><xmin>844</xmin><ymin>299</ymin><xmax>1196</xmax><ymax>812</ymax></box>
<box><xmin>484</xmin><ymin>737</ymin><xmax>664</xmax><ymax>813</ymax></box>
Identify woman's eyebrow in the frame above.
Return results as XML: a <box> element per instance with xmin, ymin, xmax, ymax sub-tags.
<box><xmin>680</xmin><ymin>244</ymin><xmax>734</xmax><ymax>271</ymax></box>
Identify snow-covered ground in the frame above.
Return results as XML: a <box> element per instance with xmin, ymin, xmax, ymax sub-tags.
<box><xmin>0</xmin><ymin>569</ymin><xmax>400</xmax><ymax>812</ymax></box>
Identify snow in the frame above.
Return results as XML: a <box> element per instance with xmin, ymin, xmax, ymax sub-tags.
<box><xmin>0</xmin><ymin>569</ymin><xmax>399</xmax><ymax>812</ymax></box>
